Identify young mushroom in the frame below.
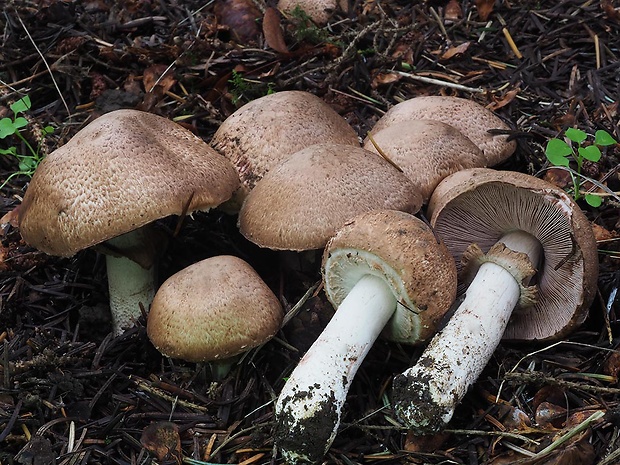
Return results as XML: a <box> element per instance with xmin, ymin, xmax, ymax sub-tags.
<box><xmin>363</xmin><ymin>119</ymin><xmax>486</xmax><ymax>202</ymax></box>
<box><xmin>274</xmin><ymin>210</ymin><xmax>457</xmax><ymax>464</ymax></box>
<box><xmin>368</xmin><ymin>96</ymin><xmax>517</xmax><ymax>166</ymax></box>
<box><xmin>392</xmin><ymin>168</ymin><xmax>599</xmax><ymax>434</ymax></box>
<box><xmin>211</xmin><ymin>91</ymin><xmax>359</xmax><ymax>210</ymax></box>
<box><xmin>147</xmin><ymin>255</ymin><xmax>283</xmax><ymax>378</ymax></box>
<box><xmin>15</xmin><ymin>109</ymin><xmax>239</xmax><ymax>335</ymax></box>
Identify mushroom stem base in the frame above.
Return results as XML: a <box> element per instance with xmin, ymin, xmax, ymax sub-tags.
<box><xmin>275</xmin><ymin>273</ymin><xmax>397</xmax><ymax>464</ymax></box>
<box><xmin>393</xmin><ymin>230</ymin><xmax>542</xmax><ymax>434</ymax></box>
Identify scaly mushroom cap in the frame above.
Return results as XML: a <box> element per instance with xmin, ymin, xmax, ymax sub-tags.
<box><xmin>363</xmin><ymin>119</ymin><xmax>486</xmax><ymax>202</ymax></box>
<box><xmin>238</xmin><ymin>143</ymin><xmax>423</xmax><ymax>251</ymax></box>
<box><xmin>18</xmin><ymin>109</ymin><xmax>239</xmax><ymax>257</ymax></box>
<box><xmin>428</xmin><ymin>168</ymin><xmax>599</xmax><ymax>341</ymax></box>
<box><xmin>368</xmin><ymin>96</ymin><xmax>516</xmax><ymax>166</ymax></box>
<box><xmin>211</xmin><ymin>90</ymin><xmax>359</xmax><ymax>205</ymax></box>
<box><xmin>147</xmin><ymin>255</ymin><xmax>283</xmax><ymax>362</ymax></box>
<box><xmin>278</xmin><ymin>0</ymin><xmax>339</xmax><ymax>25</ymax></box>
<box><xmin>323</xmin><ymin>209</ymin><xmax>457</xmax><ymax>343</ymax></box>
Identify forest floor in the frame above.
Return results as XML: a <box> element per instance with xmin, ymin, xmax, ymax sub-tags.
<box><xmin>1</xmin><ymin>0</ymin><xmax>620</xmax><ymax>464</ymax></box>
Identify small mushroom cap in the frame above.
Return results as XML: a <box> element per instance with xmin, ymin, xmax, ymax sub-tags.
<box><xmin>146</xmin><ymin>255</ymin><xmax>283</xmax><ymax>362</ymax></box>
<box><xmin>18</xmin><ymin>109</ymin><xmax>239</xmax><ymax>257</ymax></box>
<box><xmin>368</xmin><ymin>96</ymin><xmax>516</xmax><ymax>166</ymax></box>
<box><xmin>211</xmin><ymin>91</ymin><xmax>359</xmax><ymax>204</ymax></box>
<box><xmin>322</xmin><ymin>210</ymin><xmax>457</xmax><ymax>343</ymax></box>
<box><xmin>238</xmin><ymin>143</ymin><xmax>423</xmax><ymax>251</ymax></box>
<box><xmin>363</xmin><ymin>119</ymin><xmax>487</xmax><ymax>202</ymax></box>
<box><xmin>428</xmin><ymin>168</ymin><xmax>599</xmax><ymax>341</ymax></box>
<box><xmin>278</xmin><ymin>0</ymin><xmax>338</xmax><ymax>24</ymax></box>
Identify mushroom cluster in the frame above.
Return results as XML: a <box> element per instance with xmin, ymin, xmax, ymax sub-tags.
<box><xmin>7</xmin><ymin>90</ymin><xmax>600</xmax><ymax>465</ymax></box>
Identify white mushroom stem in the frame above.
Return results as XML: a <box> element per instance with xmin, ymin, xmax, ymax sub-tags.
<box><xmin>105</xmin><ymin>229</ymin><xmax>158</xmax><ymax>335</ymax></box>
<box><xmin>275</xmin><ymin>273</ymin><xmax>397</xmax><ymax>464</ymax></box>
<box><xmin>392</xmin><ymin>230</ymin><xmax>542</xmax><ymax>434</ymax></box>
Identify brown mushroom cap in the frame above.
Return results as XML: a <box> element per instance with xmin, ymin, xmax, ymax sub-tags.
<box><xmin>323</xmin><ymin>210</ymin><xmax>457</xmax><ymax>343</ymax></box>
<box><xmin>363</xmin><ymin>119</ymin><xmax>487</xmax><ymax>202</ymax></box>
<box><xmin>428</xmin><ymin>168</ymin><xmax>599</xmax><ymax>341</ymax></box>
<box><xmin>238</xmin><ymin>143</ymin><xmax>423</xmax><ymax>251</ymax></box>
<box><xmin>277</xmin><ymin>0</ymin><xmax>338</xmax><ymax>25</ymax></box>
<box><xmin>368</xmin><ymin>96</ymin><xmax>516</xmax><ymax>166</ymax></box>
<box><xmin>146</xmin><ymin>255</ymin><xmax>283</xmax><ymax>362</ymax></box>
<box><xmin>17</xmin><ymin>109</ymin><xmax>239</xmax><ymax>257</ymax></box>
<box><xmin>211</xmin><ymin>91</ymin><xmax>359</xmax><ymax>205</ymax></box>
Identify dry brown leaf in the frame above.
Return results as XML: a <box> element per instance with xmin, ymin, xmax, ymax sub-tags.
<box><xmin>143</xmin><ymin>64</ymin><xmax>176</xmax><ymax>94</ymax></box>
<box><xmin>535</xmin><ymin>401</ymin><xmax>566</xmax><ymax>429</ymax></box>
<box><xmin>542</xmin><ymin>168</ymin><xmax>572</xmax><ymax>189</ymax></box>
<box><xmin>591</xmin><ymin>222</ymin><xmax>618</xmax><ymax>242</ymax></box>
<box><xmin>403</xmin><ymin>430</ymin><xmax>451</xmax><ymax>452</ymax></box>
<box><xmin>214</xmin><ymin>0</ymin><xmax>262</xmax><ymax>44</ymax></box>
<box><xmin>445</xmin><ymin>0</ymin><xmax>462</xmax><ymax>23</ymax></box>
<box><xmin>475</xmin><ymin>0</ymin><xmax>495</xmax><ymax>21</ymax></box>
<box><xmin>140</xmin><ymin>421</ymin><xmax>182</xmax><ymax>464</ymax></box>
<box><xmin>371</xmin><ymin>71</ymin><xmax>401</xmax><ymax>88</ymax></box>
<box><xmin>601</xmin><ymin>0</ymin><xmax>620</xmax><ymax>22</ymax></box>
<box><xmin>441</xmin><ymin>41</ymin><xmax>470</xmax><ymax>60</ymax></box>
<box><xmin>263</xmin><ymin>7</ymin><xmax>289</xmax><ymax>54</ymax></box>
<box><xmin>486</xmin><ymin>87</ymin><xmax>519</xmax><ymax>111</ymax></box>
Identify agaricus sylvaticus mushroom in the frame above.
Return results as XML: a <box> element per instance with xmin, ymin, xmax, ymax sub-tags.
<box><xmin>16</xmin><ymin>109</ymin><xmax>239</xmax><ymax>335</ymax></box>
<box><xmin>363</xmin><ymin>119</ymin><xmax>486</xmax><ymax>202</ymax></box>
<box><xmin>392</xmin><ymin>168</ymin><xmax>599</xmax><ymax>434</ymax></box>
<box><xmin>274</xmin><ymin>209</ymin><xmax>457</xmax><ymax>464</ymax></box>
<box><xmin>368</xmin><ymin>96</ymin><xmax>516</xmax><ymax>166</ymax></box>
<box><xmin>211</xmin><ymin>91</ymin><xmax>359</xmax><ymax>209</ymax></box>
<box><xmin>277</xmin><ymin>0</ymin><xmax>342</xmax><ymax>25</ymax></box>
<box><xmin>147</xmin><ymin>255</ymin><xmax>283</xmax><ymax>377</ymax></box>
<box><xmin>238</xmin><ymin>143</ymin><xmax>423</xmax><ymax>251</ymax></box>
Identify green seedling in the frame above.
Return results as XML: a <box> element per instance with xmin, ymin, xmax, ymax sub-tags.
<box><xmin>0</xmin><ymin>95</ymin><xmax>54</xmax><ymax>188</ymax></box>
<box><xmin>545</xmin><ymin>127</ymin><xmax>617</xmax><ymax>207</ymax></box>
<box><xmin>228</xmin><ymin>71</ymin><xmax>275</xmax><ymax>105</ymax></box>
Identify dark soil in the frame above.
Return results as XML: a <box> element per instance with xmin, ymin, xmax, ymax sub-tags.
<box><xmin>1</xmin><ymin>0</ymin><xmax>619</xmax><ymax>464</ymax></box>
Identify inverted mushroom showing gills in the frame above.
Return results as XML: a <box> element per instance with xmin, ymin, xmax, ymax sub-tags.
<box><xmin>16</xmin><ymin>109</ymin><xmax>239</xmax><ymax>335</ymax></box>
<box><xmin>392</xmin><ymin>168</ymin><xmax>599</xmax><ymax>434</ymax></box>
<box><xmin>368</xmin><ymin>96</ymin><xmax>517</xmax><ymax>166</ymax></box>
<box><xmin>275</xmin><ymin>210</ymin><xmax>457</xmax><ymax>464</ymax></box>
<box><xmin>147</xmin><ymin>255</ymin><xmax>283</xmax><ymax>377</ymax></box>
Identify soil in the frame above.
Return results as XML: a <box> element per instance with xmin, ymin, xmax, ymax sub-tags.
<box><xmin>1</xmin><ymin>1</ymin><xmax>619</xmax><ymax>464</ymax></box>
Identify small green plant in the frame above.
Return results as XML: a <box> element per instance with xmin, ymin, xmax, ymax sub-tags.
<box><xmin>228</xmin><ymin>71</ymin><xmax>276</xmax><ymax>105</ymax></box>
<box><xmin>545</xmin><ymin>127</ymin><xmax>617</xmax><ymax>207</ymax></box>
<box><xmin>0</xmin><ymin>95</ymin><xmax>54</xmax><ymax>188</ymax></box>
<box><xmin>290</xmin><ymin>6</ymin><xmax>330</xmax><ymax>43</ymax></box>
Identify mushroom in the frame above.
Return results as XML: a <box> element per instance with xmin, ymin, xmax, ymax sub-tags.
<box><xmin>277</xmin><ymin>0</ymin><xmax>340</xmax><ymax>25</ymax></box>
<box><xmin>147</xmin><ymin>255</ymin><xmax>283</xmax><ymax>378</ymax></box>
<box><xmin>391</xmin><ymin>168</ymin><xmax>599</xmax><ymax>434</ymax></box>
<box><xmin>363</xmin><ymin>119</ymin><xmax>486</xmax><ymax>202</ymax></box>
<box><xmin>16</xmin><ymin>109</ymin><xmax>239</xmax><ymax>335</ymax></box>
<box><xmin>238</xmin><ymin>143</ymin><xmax>423</xmax><ymax>251</ymax></box>
<box><xmin>211</xmin><ymin>91</ymin><xmax>359</xmax><ymax>210</ymax></box>
<box><xmin>274</xmin><ymin>209</ymin><xmax>457</xmax><ymax>464</ymax></box>
<box><xmin>368</xmin><ymin>96</ymin><xmax>517</xmax><ymax>166</ymax></box>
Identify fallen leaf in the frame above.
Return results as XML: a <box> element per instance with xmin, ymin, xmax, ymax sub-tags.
<box><xmin>445</xmin><ymin>0</ymin><xmax>462</xmax><ymax>23</ymax></box>
<box><xmin>140</xmin><ymin>421</ymin><xmax>182</xmax><ymax>464</ymax></box>
<box><xmin>486</xmin><ymin>87</ymin><xmax>519</xmax><ymax>111</ymax></box>
<box><xmin>403</xmin><ymin>430</ymin><xmax>451</xmax><ymax>452</ymax></box>
<box><xmin>441</xmin><ymin>41</ymin><xmax>470</xmax><ymax>60</ymax></box>
<box><xmin>475</xmin><ymin>0</ymin><xmax>495</xmax><ymax>21</ymax></box>
<box><xmin>591</xmin><ymin>222</ymin><xmax>618</xmax><ymax>243</ymax></box>
<box><xmin>371</xmin><ymin>71</ymin><xmax>401</xmax><ymax>88</ymax></box>
<box><xmin>214</xmin><ymin>0</ymin><xmax>262</xmax><ymax>44</ymax></box>
<box><xmin>263</xmin><ymin>7</ymin><xmax>289</xmax><ymax>54</ymax></box>
<box><xmin>542</xmin><ymin>168</ymin><xmax>572</xmax><ymax>189</ymax></box>
<box><xmin>601</xmin><ymin>0</ymin><xmax>620</xmax><ymax>22</ymax></box>
<box><xmin>143</xmin><ymin>64</ymin><xmax>176</xmax><ymax>94</ymax></box>
<box><xmin>535</xmin><ymin>401</ymin><xmax>566</xmax><ymax>429</ymax></box>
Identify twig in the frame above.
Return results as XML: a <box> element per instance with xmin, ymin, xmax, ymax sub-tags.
<box><xmin>396</xmin><ymin>71</ymin><xmax>486</xmax><ymax>93</ymax></box>
<box><xmin>13</xmin><ymin>10</ymin><xmax>71</xmax><ymax>118</ymax></box>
